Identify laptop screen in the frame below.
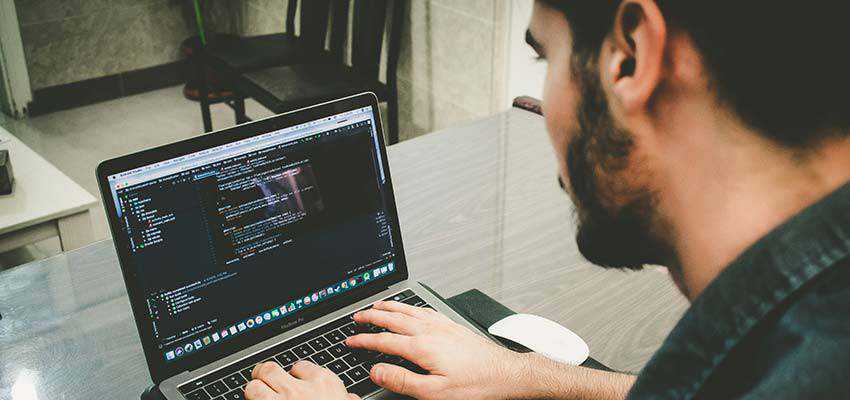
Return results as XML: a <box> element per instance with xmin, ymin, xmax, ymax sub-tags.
<box><xmin>105</xmin><ymin>106</ymin><xmax>398</xmax><ymax>364</ymax></box>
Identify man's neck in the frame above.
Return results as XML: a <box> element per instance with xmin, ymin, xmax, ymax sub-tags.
<box><xmin>661</xmin><ymin>129</ymin><xmax>850</xmax><ymax>301</ymax></box>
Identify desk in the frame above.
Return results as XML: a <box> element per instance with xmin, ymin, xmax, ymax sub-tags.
<box><xmin>0</xmin><ymin>126</ymin><xmax>96</xmax><ymax>253</ymax></box>
<box><xmin>0</xmin><ymin>109</ymin><xmax>689</xmax><ymax>399</ymax></box>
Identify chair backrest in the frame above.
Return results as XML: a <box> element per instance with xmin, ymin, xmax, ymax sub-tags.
<box><xmin>354</xmin><ymin>0</ymin><xmax>406</xmax><ymax>83</ymax></box>
<box><xmin>328</xmin><ymin>0</ymin><xmax>350</xmax><ymax>64</ymax></box>
<box><xmin>322</xmin><ymin>0</ymin><xmax>405</xmax><ymax>84</ymax></box>
<box><xmin>287</xmin><ymin>0</ymin><xmax>405</xmax><ymax>84</ymax></box>
<box><xmin>351</xmin><ymin>0</ymin><xmax>388</xmax><ymax>80</ymax></box>
<box><xmin>285</xmin><ymin>0</ymin><xmax>297</xmax><ymax>35</ymax></box>
<box><xmin>295</xmin><ymin>0</ymin><xmax>333</xmax><ymax>55</ymax></box>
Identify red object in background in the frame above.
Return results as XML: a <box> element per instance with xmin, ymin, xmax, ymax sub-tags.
<box><xmin>180</xmin><ymin>35</ymin><xmax>235</xmax><ymax>101</ymax></box>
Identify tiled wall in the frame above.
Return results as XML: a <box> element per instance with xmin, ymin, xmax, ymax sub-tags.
<box><xmin>14</xmin><ymin>0</ymin><xmax>251</xmax><ymax>91</ymax></box>
<box><xmin>240</xmin><ymin>0</ymin><xmax>289</xmax><ymax>36</ymax></box>
<box><xmin>15</xmin><ymin>0</ymin><xmax>196</xmax><ymax>90</ymax></box>
<box><xmin>397</xmin><ymin>0</ymin><xmax>508</xmax><ymax>140</ymax></box>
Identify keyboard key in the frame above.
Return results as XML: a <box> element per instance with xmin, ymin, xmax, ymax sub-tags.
<box><xmin>340</xmin><ymin>323</ymin><xmax>357</xmax><ymax>336</ymax></box>
<box><xmin>348</xmin><ymin>379</ymin><xmax>381</xmax><ymax>397</ymax></box>
<box><xmin>347</xmin><ymin>365</ymin><xmax>369</xmax><ymax>382</ymax></box>
<box><xmin>349</xmin><ymin>305</ymin><xmax>372</xmax><ymax>321</ymax></box>
<box><xmin>284</xmin><ymin>363</ymin><xmax>293</xmax><ymax>371</ymax></box>
<box><xmin>325</xmin><ymin>329</ymin><xmax>346</xmax><ymax>343</ymax></box>
<box><xmin>223</xmin><ymin>389</ymin><xmax>245</xmax><ymax>400</ymax></box>
<box><xmin>379</xmin><ymin>355</ymin><xmax>427</xmax><ymax>374</ymax></box>
<box><xmin>362</xmin><ymin>349</ymin><xmax>381</xmax><ymax>360</ymax></box>
<box><xmin>309</xmin><ymin>337</ymin><xmax>331</xmax><ymax>350</ymax></box>
<box><xmin>275</xmin><ymin>350</ymin><xmax>297</xmax><ymax>365</ymax></box>
<box><xmin>205</xmin><ymin>381</ymin><xmax>229</xmax><ymax>396</ymax></box>
<box><xmin>223</xmin><ymin>373</ymin><xmax>247</xmax><ymax>389</ymax></box>
<box><xmin>354</xmin><ymin>321</ymin><xmax>385</xmax><ymax>334</ymax></box>
<box><xmin>387</xmin><ymin>289</ymin><xmax>415</xmax><ymax>302</ymax></box>
<box><xmin>240</xmin><ymin>367</ymin><xmax>254</xmax><ymax>381</ymax></box>
<box><xmin>402</xmin><ymin>295</ymin><xmax>426</xmax><ymax>307</ymax></box>
<box><xmin>186</xmin><ymin>389</ymin><xmax>211</xmax><ymax>400</ymax></box>
<box><xmin>362</xmin><ymin>358</ymin><xmax>377</xmax><ymax>371</ymax></box>
<box><xmin>352</xmin><ymin>323</ymin><xmax>375</xmax><ymax>335</ymax></box>
<box><xmin>311</xmin><ymin>350</ymin><xmax>333</xmax><ymax>365</ymax></box>
<box><xmin>364</xmin><ymin>354</ymin><xmax>397</xmax><ymax>372</ymax></box>
<box><xmin>327</xmin><ymin>359</ymin><xmax>349</xmax><ymax>374</ymax></box>
<box><xmin>182</xmin><ymin>379</ymin><xmax>206</xmax><ymax>393</ymax></box>
<box><xmin>329</xmin><ymin>343</ymin><xmax>351</xmax><ymax>357</ymax></box>
<box><xmin>379</xmin><ymin>353</ymin><xmax>403</xmax><ymax>363</ymax></box>
<box><xmin>293</xmin><ymin>343</ymin><xmax>314</xmax><ymax>358</ymax></box>
<box><xmin>339</xmin><ymin>372</ymin><xmax>354</xmax><ymax>387</ymax></box>
<box><xmin>343</xmin><ymin>353</ymin><xmax>361</xmax><ymax>367</ymax></box>
<box><xmin>263</xmin><ymin>358</ymin><xmax>279</xmax><ymax>366</ymax></box>
<box><xmin>343</xmin><ymin>352</ymin><xmax>364</xmax><ymax>367</ymax></box>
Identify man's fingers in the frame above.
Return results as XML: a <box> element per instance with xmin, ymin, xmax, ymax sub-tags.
<box><xmin>347</xmin><ymin>394</ymin><xmax>361</xmax><ymax>400</ymax></box>
<box><xmin>252</xmin><ymin>361</ymin><xmax>294</xmax><ymax>392</ymax></box>
<box><xmin>371</xmin><ymin>300</ymin><xmax>431</xmax><ymax>319</ymax></box>
<box><xmin>353</xmin><ymin>308</ymin><xmax>423</xmax><ymax>335</ymax></box>
<box><xmin>345</xmin><ymin>332</ymin><xmax>414</xmax><ymax>359</ymax></box>
<box><xmin>369</xmin><ymin>363</ymin><xmax>436</xmax><ymax>397</ymax></box>
<box><xmin>244</xmin><ymin>379</ymin><xmax>278</xmax><ymax>400</ymax></box>
<box><xmin>289</xmin><ymin>360</ymin><xmax>325</xmax><ymax>380</ymax></box>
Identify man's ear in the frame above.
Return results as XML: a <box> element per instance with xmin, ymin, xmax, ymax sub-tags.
<box><xmin>603</xmin><ymin>0</ymin><xmax>667</xmax><ymax>113</ymax></box>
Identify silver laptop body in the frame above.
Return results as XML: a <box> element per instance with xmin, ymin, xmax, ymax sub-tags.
<box><xmin>96</xmin><ymin>93</ymin><xmax>491</xmax><ymax>400</ymax></box>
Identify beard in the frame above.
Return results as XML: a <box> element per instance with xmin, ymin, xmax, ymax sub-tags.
<box><xmin>564</xmin><ymin>62</ymin><xmax>671</xmax><ymax>271</ymax></box>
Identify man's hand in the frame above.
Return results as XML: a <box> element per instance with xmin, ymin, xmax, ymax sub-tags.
<box><xmin>345</xmin><ymin>300</ymin><xmax>521</xmax><ymax>400</ymax></box>
<box><xmin>245</xmin><ymin>300</ymin><xmax>636</xmax><ymax>400</ymax></box>
<box><xmin>245</xmin><ymin>360</ymin><xmax>360</xmax><ymax>400</ymax></box>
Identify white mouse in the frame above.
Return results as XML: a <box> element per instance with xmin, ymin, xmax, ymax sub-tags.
<box><xmin>488</xmin><ymin>313</ymin><xmax>589</xmax><ymax>365</ymax></box>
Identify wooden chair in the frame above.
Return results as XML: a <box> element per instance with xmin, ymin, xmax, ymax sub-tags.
<box><xmin>231</xmin><ymin>0</ymin><xmax>406</xmax><ymax>144</ymax></box>
<box><xmin>195</xmin><ymin>0</ymin><xmax>336</xmax><ymax>130</ymax></box>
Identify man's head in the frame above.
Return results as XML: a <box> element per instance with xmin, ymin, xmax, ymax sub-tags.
<box><xmin>528</xmin><ymin>1</ymin><xmax>850</xmax><ymax>287</ymax></box>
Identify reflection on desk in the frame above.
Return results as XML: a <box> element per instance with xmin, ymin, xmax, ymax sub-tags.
<box><xmin>0</xmin><ymin>109</ymin><xmax>688</xmax><ymax>400</ymax></box>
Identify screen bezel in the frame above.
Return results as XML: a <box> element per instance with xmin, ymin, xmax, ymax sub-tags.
<box><xmin>96</xmin><ymin>93</ymin><xmax>409</xmax><ymax>383</ymax></box>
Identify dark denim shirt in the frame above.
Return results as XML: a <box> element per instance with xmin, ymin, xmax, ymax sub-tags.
<box><xmin>627</xmin><ymin>183</ymin><xmax>850</xmax><ymax>399</ymax></box>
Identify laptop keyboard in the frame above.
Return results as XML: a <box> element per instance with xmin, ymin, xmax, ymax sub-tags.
<box><xmin>179</xmin><ymin>289</ymin><xmax>431</xmax><ymax>400</ymax></box>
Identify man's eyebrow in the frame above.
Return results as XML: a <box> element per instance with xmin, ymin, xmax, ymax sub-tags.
<box><xmin>525</xmin><ymin>29</ymin><xmax>543</xmax><ymax>55</ymax></box>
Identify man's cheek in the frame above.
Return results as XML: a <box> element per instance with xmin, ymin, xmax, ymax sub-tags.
<box><xmin>543</xmin><ymin>109</ymin><xmax>574</xmax><ymax>165</ymax></box>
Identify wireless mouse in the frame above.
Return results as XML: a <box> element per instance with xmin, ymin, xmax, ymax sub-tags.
<box><xmin>488</xmin><ymin>313</ymin><xmax>589</xmax><ymax>365</ymax></box>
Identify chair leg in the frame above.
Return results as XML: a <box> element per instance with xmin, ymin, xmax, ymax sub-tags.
<box><xmin>233</xmin><ymin>97</ymin><xmax>249</xmax><ymax>125</ymax></box>
<box><xmin>387</xmin><ymin>92</ymin><xmax>400</xmax><ymax>145</ymax></box>
<box><xmin>195</xmin><ymin>56</ymin><xmax>213</xmax><ymax>133</ymax></box>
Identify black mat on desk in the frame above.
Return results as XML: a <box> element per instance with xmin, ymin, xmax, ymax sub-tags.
<box><xmin>142</xmin><ymin>287</ymin><xmax>612</xmax><ymax>399</ymax></box>
<box><xmin>429</xmin><ymin>286</ymin><xmax>614</xmax><ymax>372</ymax></box>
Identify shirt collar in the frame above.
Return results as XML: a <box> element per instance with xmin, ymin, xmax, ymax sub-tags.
<box><xmin>629</xmin><ymin>182</ymin><xmax>850</xmax><ymax>398</ymax></box>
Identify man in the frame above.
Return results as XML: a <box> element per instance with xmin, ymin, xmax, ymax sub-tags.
<box><xmin>244</xmin><ymin>0</ymin><xmax>850</xmax><ymax>398</ymax></box>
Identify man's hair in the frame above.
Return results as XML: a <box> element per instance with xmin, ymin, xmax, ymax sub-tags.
<box><xmin>541</xmin><ymin>1</ymin><xmax>850</xmax><ymax>147</ymax></box>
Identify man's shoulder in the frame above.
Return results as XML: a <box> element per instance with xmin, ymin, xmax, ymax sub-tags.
<box><xmin>779</xmin><ymin>255</ymin><xmax>850</xmax><ymax>330</ymax></box>
<box><xmin>704</xmin><ymin>256</ymin><xmax>850</xmax><ymax>398</ymax></box>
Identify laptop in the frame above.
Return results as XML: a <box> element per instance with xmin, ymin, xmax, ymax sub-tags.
<box><xmin>96</xmin><ymin>93</ymin><xmax>491</xmax><ymax>400</ymax></box>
